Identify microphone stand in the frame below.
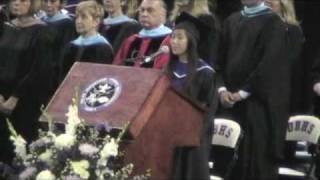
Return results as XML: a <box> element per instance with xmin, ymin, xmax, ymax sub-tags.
<box><xmin>124</xmin><ymin>56</ymin><xmax>146</xmax><ymax>64</ymax></box>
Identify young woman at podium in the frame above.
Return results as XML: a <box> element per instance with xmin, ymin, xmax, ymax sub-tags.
<box><xmin>167</xmin><ymin>12</ymin><xmax>216</xmax><ymax>180</ymax></box>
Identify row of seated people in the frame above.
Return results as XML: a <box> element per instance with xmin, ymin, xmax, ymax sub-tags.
<box><xmin>0</xmin><ymin>2</ymin><xmax>217</xmax><ymax>180</ymax></box>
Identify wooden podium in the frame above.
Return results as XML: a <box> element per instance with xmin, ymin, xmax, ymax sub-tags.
<box><xmin>45</xmin><ymin>62</ymin><xmax>205</xmax><ymax>180</ymax></box>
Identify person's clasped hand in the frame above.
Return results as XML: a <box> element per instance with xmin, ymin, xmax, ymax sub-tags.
<box><xmin>0</xmin><ymin>96</ymin><xmax>18</xmax><ymax>115</ymax></box>
<box><xmin>314</xmin><ymin>82</ymin><xmax>320</xmax><ymax>96</ymax></box>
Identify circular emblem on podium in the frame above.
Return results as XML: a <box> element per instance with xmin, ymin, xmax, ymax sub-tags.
<box><xmin>80</xmin><ymin>77</ymin><xmax>121</xmax><ymax>112</ymax></box>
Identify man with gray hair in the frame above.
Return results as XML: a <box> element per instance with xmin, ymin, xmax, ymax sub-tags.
<box><xmin>216</xmin><ymin>0</ymin><xmax>290</xmax><ymax>179</ymax></box>
<box><xmin>113</xmin><ymin>0</ymin><xmax>171</xmax><ymax>69</ymax></box>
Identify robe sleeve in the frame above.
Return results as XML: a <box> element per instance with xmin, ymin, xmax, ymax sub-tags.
<box><xmin>153</xmin><ymin>35</ymin><xmax>171</xmax><ymax>69</ymax></box>
<box><xmin>215</xmin><ymin>18</ymin><xmax>231</xmax><ymax>90</ymax></box>
<box><xmin>113</xmin><ymin>34</ymin><xmax>138</xmax><ymax>65</ymax></box>
<box><xmin>13</xmin><ymin>26</ymin><xmax>55</xmax><ymax>104</ymax></box>
<box><xmin>94</xmin><ymin>44</ymin><xmax>114</xmax><ymax>64</ymax></box>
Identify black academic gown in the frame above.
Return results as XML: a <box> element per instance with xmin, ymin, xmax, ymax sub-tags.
<box><xmin>100</xmin><ymin>20</ymin><xmax>141</xmax><ymax>54</ymax></box>
<box><xmin>44</xmin><ymin>17</ymin><xmax>77</xmax><ymax>94</ymax></box>
<box><xmin>197</xmin><ymin>13</ymin><xmax>220</xmax><ymax>67</ymax></box>
<box><xmin>286</xmin><ymin>24</ymin><xmax>305</xmax><ymax>115</ymax></box>
<box><xmin>0</xmin><ymin>22</ymin><xmax>54</xmax><ymax>164</ymax></box>
<box><xmin>171</xmin><ymin>60</ymin><xmax>217</xmax><ymax>180</ymax></box>
<box><xmin>217</xmin><ymin>10</ymin><xmax>290</xmax><ymax>180</ymax></box>
<box><xmin>215</xmin><ymin>0</ymin><xmax>242</xmax><ymax>22</ymax></box>
<box><xmin>283</xmin><ymin>23</ymin><xmax>306</xmax><ymax>162</ymax></box>
<box><xmin>60</xmin><ymin>41</ymin><xmax>114</xmax><ymax>82</ymax></box>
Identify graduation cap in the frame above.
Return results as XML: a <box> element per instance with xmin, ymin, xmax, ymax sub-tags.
<box><xmin>174</xmin><ymin>12</ymin><xmax>211</xmax><ymax>45</ymax></box>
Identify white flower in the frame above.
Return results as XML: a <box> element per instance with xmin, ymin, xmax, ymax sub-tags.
<box><xmin>79</xmin><ymin>143</ymin><xmax>99</xmax><ymax>156</ymax></box>
<box><xmin>19</xmin><ymin>167</ymin><xmax>37</xmax><ymax>180</ymax></box>
<box><xmin>100</xmin><ymin>138</ymin><xmax>118</xmax><ymax>159</ymax></box>
<box><xmin>65</xmin><ymin>103</ymin><xmax>81</xmax><ymax>135</ymax></box>
<box><xmin>70</xmin><ymin>160</ymin><xmax>90</xmax><ymax>179</ymax></box>
<box><xmin>39</xmin><ymin>150</ymin><xmax>53</xmax><ymax>165</ymax></box>
<box><xmin>10</xmin><ymin>135</ymin><xmax>27</xmax><ymax>160</ymax></box>
<box><xmin>54</xmin><ymin>134</ymin><xmax>75</xmax><ymax>150</ymax></box>
<box><xmin>36</xmin><ymin>170</ymin><xmax>55</xmax><ymax>180</ymax></box>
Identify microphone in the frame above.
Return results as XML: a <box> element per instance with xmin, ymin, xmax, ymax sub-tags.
<box><xmin>142</xmin><ymin>45</ymin><xmax>170</xmax><ymax>64</ymax></box>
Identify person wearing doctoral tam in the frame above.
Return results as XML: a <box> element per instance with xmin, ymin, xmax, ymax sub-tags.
<box><xmin>169</xmin><ymin>12</ymin><xmax>217</xmax><ymax>180</ymax></box>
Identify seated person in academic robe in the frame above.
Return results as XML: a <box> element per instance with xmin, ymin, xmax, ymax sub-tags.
<box><xmin>100</xmin><ymin>0</ymin><xmax>141</xmax><ymax>53</ymax></box>
<box><xmin>216</xmin><ymin>0</ymin><xmax>290</xmax><ymax>179</ymax></box>
<box><xmin>0</xmin><ymin>0</ymin><xmax>54</xmax><ymax>164</ymax></box>
<box><xmin>60</xmin><ymin>0</ymin><xmax>113</xmax><ymax>82</ymax></box>
<box><xmin>113</xmin><ymin>0</ymin><xmax>172</xmax><ymax>69</ymax></box>
<box><xmin>41</xmin><ymin>0</ymin><xmax>77</xmax><ymax>97</ymax></box>
<box><xmin>168</xmin><ymin>12</ymin><xmax>216</xmax><ymax>180</ymax></box>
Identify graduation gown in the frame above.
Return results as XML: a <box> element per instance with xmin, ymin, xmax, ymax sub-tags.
<box><xmin>60</xmin><ymin>34</ymin><xmax>114</xmax><ymax>82</ymax></box>
<box><xmin>171</xmin><ymin>60</ymin><xmax>216</xmax><ymax>180</ymax></box>
<box><xmin>0</xmin><ymin>22</ymin><xmax>54</xmax><ymax>164</ymax></box>
<box><xmin>215</xmin><ymin>0</ymin><xmax>242</xmax><ymax>22</ymax></box>
<box><xmin>100</xmin><ymin>16</ymin><xmax>142</xmax><ymax>54</ymax></box>
<box><xmin>197</xmin><ymin>13</ymin><xmax>220</xmax><ymax>67</ymax></box>
<box><xmin>42</xmin><ymin>13</ymin><xmax>77</xmax><ymax>96</ymax></box>
<box><xmin>217</xmin><ymin>9</ymin><xmax>290</xmax><ymax>180</ymax></box>
<box><xmin>286</xmin><ymin>24</ymin><xmax>305</xmax><ymax>114</ymax></box>
<box><xmin>113</xmin><ymin>25</ymin><xmax>171</xmax><ymax>69</ymax></box>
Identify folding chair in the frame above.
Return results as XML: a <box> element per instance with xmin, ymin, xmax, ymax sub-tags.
<box><xmin>279</xmin><ymin>115</ymin><xmax>320</xmax><ymax>180</ymax></box>
<box><xmin>209</xmin><ymin>118</ymin><xmax>242</xmax><ymax>180</ymax></box>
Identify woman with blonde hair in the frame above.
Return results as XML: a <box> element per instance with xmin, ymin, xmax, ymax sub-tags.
<box><xmin>266</xmin><ymin>0</ymin><xmax>298</xmax><ymax>25</ymax></box>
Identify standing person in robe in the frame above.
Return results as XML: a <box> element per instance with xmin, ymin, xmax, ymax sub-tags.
<box><xmin>60</xmin><ymin>0</ymin><xmax>113</xmax><ymax>82</ymax></box>
<box><xmin>0</xmin><ymin>0</ymin><xmax>53</xmax><ymax>165</ymax></box>
<box><xmin>169</xmin><ymin>0</ymin><xmax>220</xmax><ymax>67</ymax></box>
<box><xmin>216</xmin><ymin>0</ymin><xmax>290</xmax><ymax>179</ymax></box>
<box><xmin>100</xmin><ymin>0</ymin><xmax>141</xmax><ymax>53</ymax></box>
<box><xmin>168</xmin><ymin>12</ymin><xmax>216</xmax><ymax>180</ymax></box>
<box><xmin>266</xmin><ymin>0</ymin><xmax>306</xmax><ymax>162</ymax></box>
<box><xmin>41</xmin><ymin>0</ymin><xmax>77</xmax><ymax>96</ymax></box>
<box><xmin>113</xmin><ymin>0</ymin><xmax>172</xmax><ymax>69</ymax></box>
<box><xmin>266</xmin><ymin>0</ymin><xmax>305</xmax><ymax>115</ymax></box>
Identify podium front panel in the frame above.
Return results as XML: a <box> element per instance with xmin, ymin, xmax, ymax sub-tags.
<box><xmin>45</xmin><ymin>62</ymin><xmax>163</xmax><ymax>129</ymax></box>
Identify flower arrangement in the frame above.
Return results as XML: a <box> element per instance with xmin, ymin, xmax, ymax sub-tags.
<box><xmin>0</xmin><ymin>95</ymin><xmax>150</xmax><ymax>180</ymax></box>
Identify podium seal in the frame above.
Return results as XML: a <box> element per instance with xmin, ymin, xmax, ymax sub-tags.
<box><xmin>80</xmin><ymin>77</ymin><xmax>121</xmax><ymax>112</ymax></box>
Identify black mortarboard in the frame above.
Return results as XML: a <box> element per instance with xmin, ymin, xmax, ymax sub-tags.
<box><xmin>174</xmin><ymin>12</ymin><xmax>210</xmax><ymax>44</ymax></box>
